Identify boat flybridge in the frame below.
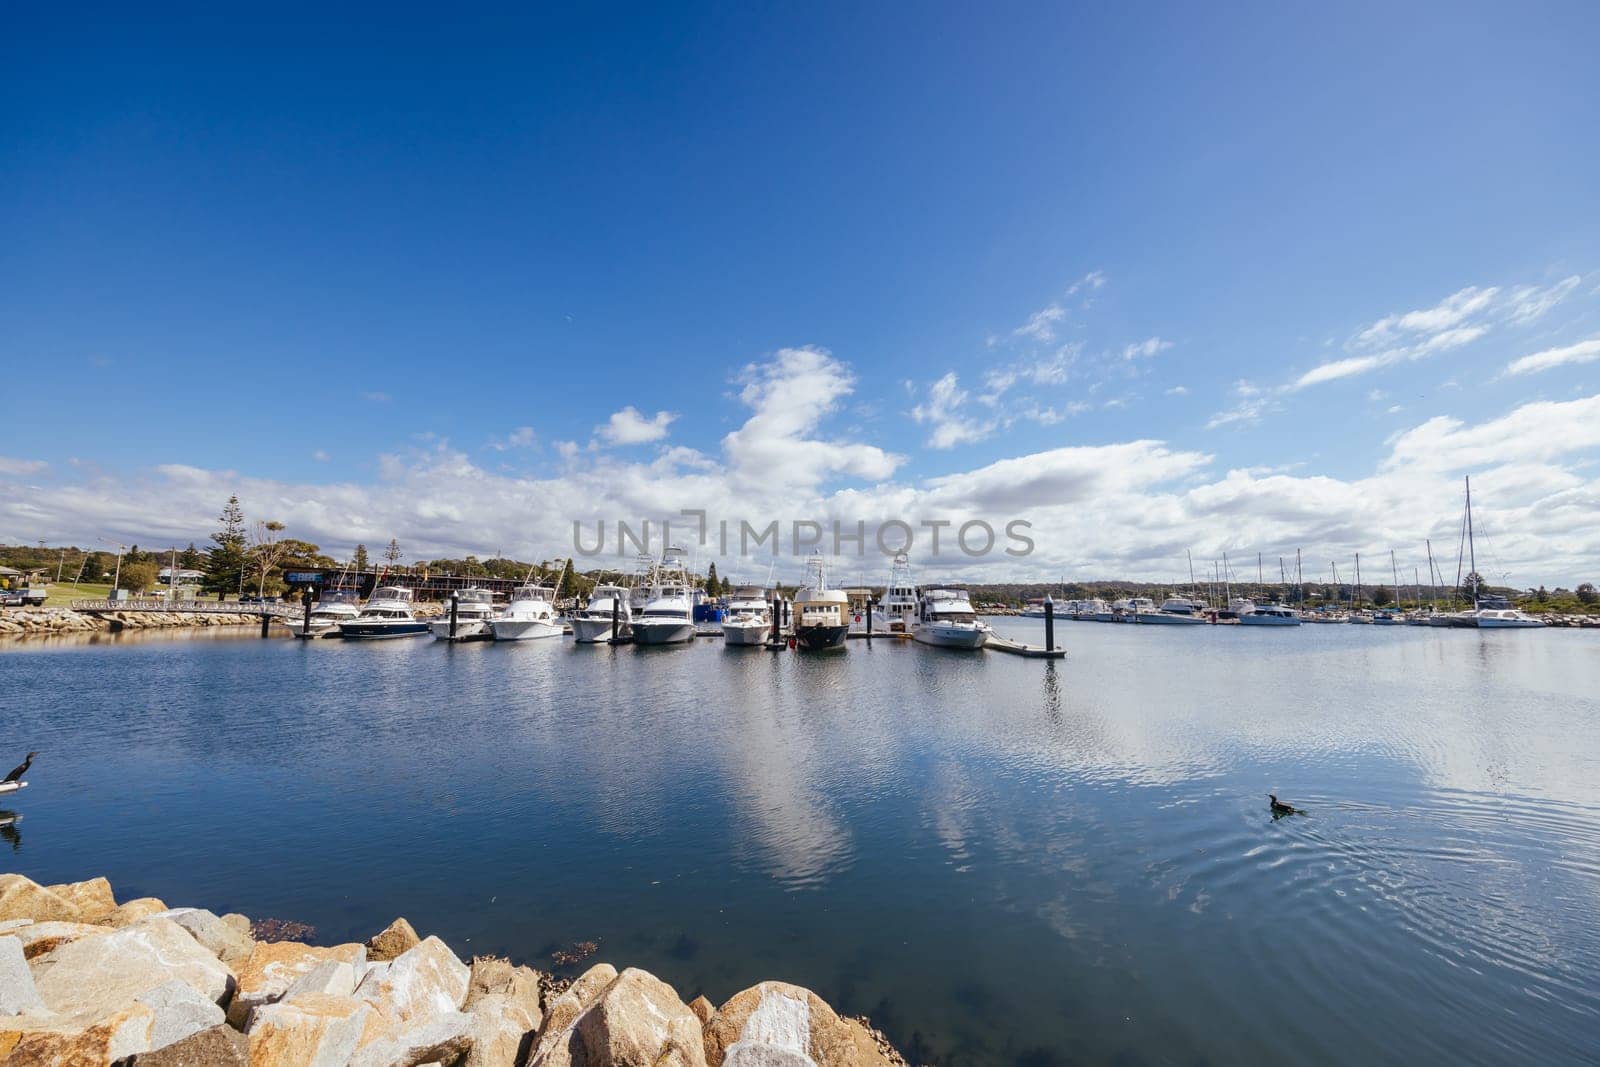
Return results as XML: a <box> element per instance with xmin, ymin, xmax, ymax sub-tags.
<box><xmin>339</xmin><ymin>586</ymin><xmax>430</xmax><ymax>639</ymax></box>
<box><xmin>721</xmin><ymin>585</ymin><xmax>773</xmax><ymax>646</ymax></box>
<box><xmin>1153</xmin><ymin>595</ymin><xmax>1210</xmax><ymax>624</ymax></box>
<box><xmin>793</xmin><ymin>555</ymin><xmax>850</xmax><ymax>650</ymax></box>
<box><xmin>491</xmin><ymin>582</ymin><xmax>562</xmax><ymax>641</ymax></box>
<box><xmin>571</xmin><ymin>583</ymin><xmax>632</xmax><ymax>643</ymax></box>
<box><xmin>632</xmin><ymin>549</ymin><xmax>697</xmax><ymax>645</ymax></box>
<box><xmin>431</xmin><ymin>587</ymin><xmax>498</xmax><ymax>641</ymax></box>
<box><xmin>912</xmin><ymin>586</ymin><xmax>989</xmax><ymax>648</ymax></box>
<box><xmin>1062</xmin><ymin>598</ymin><xmax>1108</xmax><ymax>620</ymax></box>
<box><xmin>287</xmin><ymin>589</ymin><xmax>361</xmax><ymax>638</ymax></box>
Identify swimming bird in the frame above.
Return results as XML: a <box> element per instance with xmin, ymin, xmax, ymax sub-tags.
<box><xmin>1268</xmin><ymin>793</ymin><xmax>1299</xmax><ymax>816</ymax></box>
<box><xmin>3</xmin><ymin>752</ymin><xmax>36</xmax><ymax>783</ymax></box>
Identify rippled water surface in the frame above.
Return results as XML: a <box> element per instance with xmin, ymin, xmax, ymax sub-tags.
<box><xmin>4</xmin><ymin>620</ymin><xmax>1599</xmax><ymax>1064</ymax></box>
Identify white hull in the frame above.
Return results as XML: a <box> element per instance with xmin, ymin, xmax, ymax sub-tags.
<box><xmin>912</xmin><ymin>623</ymin><xmax>988</xmax><ymax>649</ymax></box>
<box><xmin>722</xmin><ymin>620</ymin><xmax>770</xmax><ymax>645</ymax></box>
<box><xmin>570</xmin><ymin>616</ymin><xmax>627</xmax><ymax>643</ymax></box>
<box><xmin>491</xmin><ymin>618</ymin><xmax>564</xmax><ymax>641</ymax></box>
<box><xmin>430</xmin><ymin>618</ymin><xmax>494</xmax><ymax>641</ymax></box>
<box><xmin>632</xmin><ymin>619</ymin><xmax>696</xmax><ymax>645</ymax></box>
<box><xmin>1474</xmin><ymin>616</ymin><xmax>1545</xmax><ymax>629</ymax></box>
<box><xmin>288</xmin><ymin>619</ymin><xmax>345</xmax><ymax>638</ymax></box>
<box><xmin>1239</xmin><ymin>614</ymin><xmax>1300</xmax><ymax>627</ymax></box>
<box><xmin>1135</xmin><ymin>612</ymin><xmax>1208</xmax><ymax>625</ymax></box>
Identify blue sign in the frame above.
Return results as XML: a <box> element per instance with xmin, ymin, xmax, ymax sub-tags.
<box><xmin>284</xmin><ymin>572</ymin><xmax>324</xmax><ymax>584</ymax></box>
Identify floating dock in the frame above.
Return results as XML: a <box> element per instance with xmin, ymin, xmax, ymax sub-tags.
<box><xmin>983</xmin><ymin>634</ymin><xmax>1065</xmax><ymax>659</ymax></box>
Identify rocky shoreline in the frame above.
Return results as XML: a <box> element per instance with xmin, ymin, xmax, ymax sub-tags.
<box><xmin>0</xmin><ymin>608</ymin><xmax>262</xmax><ymax>638</ymax></box>
<box><xmin>0</xmin><ymin>872</ymin><xmax>908</xmax><ymax>1066</ymax></box>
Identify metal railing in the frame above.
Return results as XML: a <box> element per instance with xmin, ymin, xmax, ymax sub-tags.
<box><xmin>68</xmin><ymin>599</ymin><xmax>298</xmax><ymax>616</ymax></box>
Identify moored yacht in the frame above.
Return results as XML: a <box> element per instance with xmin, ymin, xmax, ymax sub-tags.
<box><xmin>912</xmin><ymin>586</ymin><xmax>989</xmax><ymax>648</ymax></box>
<box><xmin>1151</xmin><ymin>595</ymin><xmax>1210</xmax><ymax>624</ymax></box>
<box><xmin>632</xmin><ymin>550</ymin><xmax>697</xmax><ymax>645</ymax></box>
<box><xmin>287</xmin><ymin>590</ymin><xmax>361</xmax><ymax>638</ymax></box>
<box><xmin>339</xmin><ymin>586</ymin><xmax>430</xmax><ymax>640</ymax></box>
<box><xmin>1111</xmin><ymin>596</ymin><xmax>1160</xmax><ymax>622</ymax></box>
<box><xmin>721</xmin><ymin>586</ymin><xmax>773</xmax><ymax>646</ymax></box>
<box><xmin>491</xmin><ymin>583</ymin><xmax>563</xmax><ymax>641</ymax></box>
<box><xmin>570</xmin><ymin>583</ymin><xmax>632</xmax><ymax>643</ymax></box>
<box><xmin>431</xmin><ymin>587</ymin><xmax>497</xmax><ymax>641</ymax></box>
<box><xmin>793</xmin><ymin>555</ymin><xmax>850</xmax><ymax>650</ymax></box>
<box><xmin>1063</xmin><ymin>597</ymin><xmax>1109</xmax><ymax>620</ymax></box>
<box><xmin>1239</xmin><ymin>603</ymin><xmax>1301</xmax><ymax>626</ymax></box>
<box><xmin>876</xmin><ymin>553</ymin><xmax>919</xmax><ymax>632</ymax></box>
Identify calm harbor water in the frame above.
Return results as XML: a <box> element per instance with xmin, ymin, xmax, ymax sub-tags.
<box><xmin>3</xmin><ymin>620</ymin><xmax>1598</xmax><ymax>1064</ymax></box>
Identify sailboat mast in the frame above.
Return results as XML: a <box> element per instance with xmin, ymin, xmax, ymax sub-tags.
<box><xmin>1390</xmin><ymin>549</ymin><xmax>1400</xmax><ymax>610</ymax></box>
<box><xmin>1296</xmin><ymin>548</ymin><xmax>1303</xmax><ymax>606</ymax></box>
<box><xmin>1465</xmin><ymin>475</ymin><xmax>1478</xmax><ymax>608</ymax></box>
<box><xmin>1426</xmin><ymin>538</ymin><xmax>1438</xmax><ymax>611</ymax></box>
<box><xmin>1354</xmin><ymin>553</ymin><xmax>1362</xmax><ymax>608</ymax></box>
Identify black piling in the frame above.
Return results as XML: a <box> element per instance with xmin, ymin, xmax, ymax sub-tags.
<box><xmin>259</xmin><ymin>611</ymin><xmax>271</xmax><ymax>638</ymax></box>
<box><xmin>611</xmin><ymin>596</ymin><xmax>620</xmax><ymax>642</ymax></box>
<box><xmin>449</xmin><ymin>591</ymin><xmax>459</xmax><ymax>640</ymax></box>
<box><xmin>301</xmin><ymin>590</ymin><xmax>313</xmax><ymax>637</ymax></box>
<box><xmin>1044</xmin><ymin>595</ymin><xmax>1055</xmax><ymax>653</ymax></box>
<box><xmin>865</xmin><ymin>596</ymin><xmax>874</xmax><ymax>644</ymax></box>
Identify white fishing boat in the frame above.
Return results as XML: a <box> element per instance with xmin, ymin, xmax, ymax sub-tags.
<box><xmin>876</xmin><ymin>553</ymin><xmax>919</xmax><ymax>632</ymax></box>
<box><xmin>632</xmin><ymin>549</ymin><xmax>697</xmax><ymax>645</ymax></box>
<box><xmin>431</xmin><ymin>587</ymin><xmax>498</xmax><ymax>641</ymax></box>
<box><xmin>912</xmin><ymin>586</ymin><xmax>989</xmax><ymax>648</ymax></box>
<box><xmin>286</xmin><ymin>590</ymin><xmax>361</xmax><ymax>638</ymax></box>
<box><xmin>491</xmin><ymin>583</ymin><xmax>563</xmax><ymax>641</ymax></box>
<box><xmin>793</xmin><ymin>555</ymin><xmax>850</xmax><ymax>651</ymax></box>
<box><xmin>1064</xmin><ymin>597</ymin><xmax>1108</xmax><ymax>620</ymax></box>
<box><xmin>721</xmin><ymin>585</ymin><xmax>773</xmax><ymax>646</ymax></box>
<box><xmin>1150</xmin><ymin>595</ymin><xmax>1210</xmax><ymax>624</ymax></box>
<box><xmin>1239</xmin><ymin>603</ymin><xmax>1301</xmax><ymax>626</ymax></box>
<box><xmin>1111</xmin><ymin>596</ymin><xmax>1160</xmax><ymax>622</ymax></box>
<box><xmin>339</xmin><ymin>586</ymin><xmax>430</xmax><ymax>640</ymax></box>
<box><xmin>571</xmin><ymin>583</ymin><xmax>632</xmax><ymax>643</ymax></box>
<box><xmin>1470</xmin><ymin>603</ymin><xmax>1546</xmax><ymax>628</ymax></box>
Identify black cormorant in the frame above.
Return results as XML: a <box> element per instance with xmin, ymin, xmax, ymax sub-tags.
<box><xmin>3</xmin><ymin>752</ymin><xmax>36</xmax><ymax>783</ymax></box>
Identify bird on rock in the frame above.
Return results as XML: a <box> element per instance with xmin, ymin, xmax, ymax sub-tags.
<box><xmin>1268</xmin><ymin>793</ymin><xmax>1300</xmax><ymax>816</ymax></box>
<box><xmin>3</xmin><ymin>752</ymin><xmax>36</xmax><ymax>783</ymax></box>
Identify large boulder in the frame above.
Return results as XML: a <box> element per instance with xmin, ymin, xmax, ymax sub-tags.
<box><xmin>464</xmin><ymin>993</ymin><xmax>539</xmax><ymax>1067</ymax></box>
<box><xmin>246</xmin><ymin>992</ymin><xmax>373</xmax><ymax>1067</ymax></box>
<box><xmin>0</xmin><ymin>874</ymin><xmax>83</xmax><ymax>924</ymax></box>
<box><xmin>0</xmin><ymin>935</ymin><xmax>46</xmax><ymax>1015</ymax></box>
<box><xmin>531</xmin><ymin>967</ymin><xmax>705</xmax><ymax>1067</ymax></box>
<box><xmin>464</xmin><ymin>955</ymin><xmax>544</xmax><ymax>1028</ymax></box>
<box><xmin>526</xmin><ymin>963</ymin><xmax>618</xmax><ymax>1065</ymax></box>
<box><xmin>137</xmin><ymin>979</ymin><xmax>227</xmax><ymax>1053</ymax></box>
<box><xmin>354</xmin><ymin>935</ymin><xmax>469</xmax><ymax>1038</ymax></box>
<box><xmin>349</xmin><ymin>1008</ymin><xmax>473</xmax><ymax>1067</ymax></box>
<box><xmin>0</xmin><ymin>1001</ymin><xmax>156</xmax><ymax>1064</ymax></box>
<box><xmin>284</xmin><ymin>959</ymin><xmax>362</xmax><ymax>1000</ymax></box>
<box><xmin>131</xmin><ymin>1022</ymin><xmax>249</xmax><ymax>1066</ymax></box>
<box><xmin>155</xmin><ymin>907</ymin><xmax>255</xmax><ymax>965</ymax></box>
<box><xmin>29</xmin><ymin>918</ymin><xmax>235</xmax><ymax>1020</ymax></box>
<box><xmin>689</xmin><ymin>996</ymin><xmax>714</xmax><ymax>1026</ymax></box>
<box><xmin>11</xmin><ymin>920</ymin><xmax>110</xmax><ymax>959</ymax></box>
<box><xmin>703</xmin><ymin>982</ymin><xmax>893</xmax><ymax>1067</ymax></box>
<box><xmin>229</xmin><ymin>940</ymin><xmax>367</xmax><ymax>1027</ymax></box>
<box><xmin>366</xmin><ymin>917</ymin><xmax>422</xmax><ymax>962</ymax></box>
<box><xmin>109</xmin><ymin>897</ymin><xmax>172</xmax><ymax>927</ymax></box>
<box><xmin>44</xmin><ymin>877</ymin><xmax>118</xmax><ymax>923</ymax></box>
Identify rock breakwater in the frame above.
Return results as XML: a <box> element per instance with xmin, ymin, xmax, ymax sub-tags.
<box><xmin>0</xmin><ymin>609</ymin><xmax>261</xmax><ymax>638</ymax></box>
<box><xmin>0</xmin><ymin>873</ymin><xmax>908</xmax><ymax>1066</ymax></box>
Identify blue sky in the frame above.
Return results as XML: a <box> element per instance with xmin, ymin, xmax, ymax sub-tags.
<box><xmin>4</xmin><ymin>3</ymin><xmax>1599</xmax><ymax>584</ymax></box>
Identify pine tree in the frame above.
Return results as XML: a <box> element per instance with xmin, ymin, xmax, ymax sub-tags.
<box><xmin>353</xmin><ymin>544</ymin><xmax>370</xmax><ymax>572</ymax></box>
<box><xmin>384</xmin><ymin>538</ymin><xmax>402</xmax><ymax>566</ymax></box>
<box><xmin>179</xmin><ymin>542</ymin><xmax>203</xmax><ymax>569</ymax></box>
<box><xmin>205</xmin><ymin>495</ymin><xmax>248</xmax><ymax>596</ymax></box>
<box><xmin>705</xmin><ymin>562</ymin><xmax>720</xmax><ymax>596</ymax></box>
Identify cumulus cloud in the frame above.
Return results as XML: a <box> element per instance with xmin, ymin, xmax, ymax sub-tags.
<box><xmin>597</xmin><ymin>407</ymin><xmax>676</xmax><ymax>445</ymax></box>
<box><xmin>489</xmin><ymin>426</ymin><xmax>538</xmax><ymax>451</ymax></box>
<box><xmin>1503</xmin><ymin>337</ymin><xmax>1600</xmax><ymax>377</ymax></box>
<box><xmin>0</xmin><ymin>457</ymin><xmax>49</xmax><ymax>476</ymax></box>
<box><xmin>911</xmin><ymin>373</ymin><xmax>995</xmax><ymax>449</ymax></box>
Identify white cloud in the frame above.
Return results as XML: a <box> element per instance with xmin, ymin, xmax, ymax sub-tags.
<box><xmin>1506</xmin><ymin>275</ymin><xmax>1582</xmax><ymax>325</ymax></box>
<box><xmin>0</xmin><ymin>457</ymin><xmax>49</xmax><ymax>476</ymax></box>
<box><xmin>911</xmin><ymin>373</ymin><xmax>995</xmax><ymax>449</ymax></box>
<box><xmin>1503</xmin><ymin>337</ymin><xmax>1600</xmax><ymax>377</ymax></box>
<box><xmin>1354</xmin><ymin>286</ymin><xmax>1499</xmax><ymax>348</ymax></box>
<box><xmin>1165</xmin><ymin>385</ymin><xmax>1188</xmax><ymax>396</ymax></box>
<box><xmin>1122</xmin><ymin>336</ymin><xmax>1172</xmax><ymax>360</ymax></box>
<box><xmin>361</xmin><ymin>391</ymin><xmax>391</xmax><ymax>403</ymax></box>
<box><xmin>489</xmin><ymin>426</ymin><xmax>538</xmax><ymax>451</ymax></box>
<box><xmin>1013</xmin><ymin>304</ymin><xmax>1065</xmax><ymax>342</ymax></box>
<box><xmin>1066</xmin><ymin>270</ymin><xmax>1106</xmax><ymax>297</ymax></box>
<box><xmin>597</xmin><ymin>407</ymin><xmax>676</xmax><ymax>445</ymax></box>
<box><xmin>312</xmin><ymin>450</ymin><xmax>330</xmax><ymax>462</ymax></box>
<box><xmin>1205</xmin><ymin>380</ymin><xmax>1271</xmax><ymax>429</ymax></box>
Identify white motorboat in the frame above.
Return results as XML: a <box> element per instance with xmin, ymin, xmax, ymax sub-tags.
<box><xmin>876</xmin><ymin>553</ymin><xmax>919</xmax><ymax>632</ymax></box>
<box><xmin>1062</xmin><ymin>597</ymin><xmax>1108</xmax><ymax>620</ymax></box>
<box><xmin>286</xmin><ymin>590</ymin><xmax>361</xmax><ymax>638</ymax></box>
<box><xmin>793</xmin><ymin>556</ymin><xmax>850</xmax><ymax>651</ymax></box>
<box><xmin>632</xmin><ymin>550</ymin><xmax>697</xmax><ymax>645</ymax></box>
<box><xmin>431</xmin><ymin>587</ymin><xmax>498</xmax><ymax>641</ymax></box>
<box><xmin>1149</xmin><ymin>595</ymin><xmax>1210</xmax><ymax>624</ymax></box>
<box><xmin>491</xmin><ymin>583</ymin><xmax>563</xmax><ymax>641</ymax></box>
<box><xmin>1111</xmin><ymin>596</ymin><xmax>1160</xmax><ymax>622</ymax></box>
<box><xmin>339</xmin><ymin>586</ymin><xmax>430</xmax><ymax>639</ymax></box>
<box><xmin>721</xmin><ymin>585</ymin><xmax>773</xmax><ymax>646</ymax></box>
<box><xmin>912</xmin><ymin>586</ymin><xmax>989</xmax><ymax>648</ymax></box>
<box><xmin>1239</xmin><ymin>603</ymin><xmax>1301</xmax><ymax>626</ymax></box>
<box><xmin>1470</xmin><ymin>606</ymin><xmax>1546</xmax><ymax>628</ymax></box>
<box><xmin>571</xmin><ymin>583</ymin><xmax>632</xmax><ymax>643</ymax></box>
